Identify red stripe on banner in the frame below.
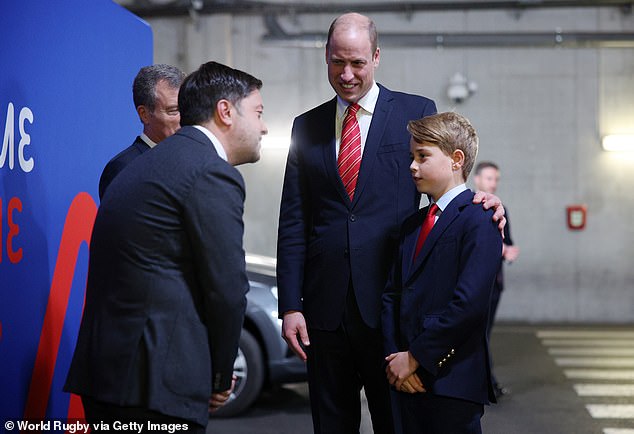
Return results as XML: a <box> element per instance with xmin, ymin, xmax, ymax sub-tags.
<box><xmin>23</xmin><ymin>192</ymin><xmax>97</xmax><ymax>424</ymax></box>
<box><xmin>66</xmin><ymin>392</ymin><xmax>87</xmax><ymax>433</ymax></box>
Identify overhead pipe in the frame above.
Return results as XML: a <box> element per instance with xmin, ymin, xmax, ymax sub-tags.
<box><xmin>127</xmin><ymin>0</ymin><xmax>633</xmax><ymax>18</ymax></box>
<box><xmin>261</xmin><ymin>14</ymin><xmax>634</xmax><ymax>48</ymax></box>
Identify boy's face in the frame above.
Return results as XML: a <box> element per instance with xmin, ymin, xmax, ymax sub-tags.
<box><xmin>474</xmin><ymin>167</ymin><xmax>499</xmax><ymax>194</ymax></box>
<box><xmin>409</xmin><ymin>139</ymin><xmax>456</xmax><ymax>201</ymax></box>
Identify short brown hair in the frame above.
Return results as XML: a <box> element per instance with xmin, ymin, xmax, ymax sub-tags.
<box><xmin>407</xmin><ymin>112</ymin><xmax>479</xmax><ymax>180</ymax></box>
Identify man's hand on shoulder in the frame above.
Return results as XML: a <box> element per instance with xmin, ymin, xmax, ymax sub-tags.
<box><xmin>282</xmin><ymin>311</ymin><xmax>310</xmax><ymax>362</ymax></box>
<box><xmin>473</xmin><ymin>190</ymin><xmax>506</xmax><ymax>235</ymax></box>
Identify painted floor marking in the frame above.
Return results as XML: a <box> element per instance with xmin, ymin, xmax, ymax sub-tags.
<box><xmin>538</xmin><ymin>330</ymin><xmax>634</xmax><ymax>339</ymax></box>
<box><xmin>555</xmin><ymin>358</ymin><xmax>634</xmax><ymax>368</ymax></box>
<box><xmin>575</xmin><ymin>384</ymin><xmax>634</xmax><ymax>396</ymax></box>
<box><xmin>542</xmin><ymin>339</ymin><xmax>634</xmax><ymax>347</ymax></box>
<box><xmin>549</xmin><ymin>348</ymin><xmax>634</xmax><ymax>356</ymax></box>
<box><xmin>586</xmin><ymin>405</ymin><xmax>634</xmax><ymax>419</ymax></box>
<box><xmin>565</xmin><ymin>369</ymin><xmax>634</xmax><ymax>380</ymax></box>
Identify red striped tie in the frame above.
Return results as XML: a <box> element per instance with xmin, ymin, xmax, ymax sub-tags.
<box><xmin>338</xmin><ymin>103</ymin><xmax>362</xmax><ymax>200</ymax></box>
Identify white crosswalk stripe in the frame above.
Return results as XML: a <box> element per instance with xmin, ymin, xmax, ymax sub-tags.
<box><xmin>538</xmin><ymin>330</ymin><xmax>634</xmax><ymax>339</ymax></box>
<box><xmin>575</xmin><ymin>384</ymin><xmax>634</xmax><ymax>396</ymax></box>
<box><xmin>565</xmin><ymin>370</ymin><xmax>634</xmax><ymax>380</ymax></box>
<box><xmin>550</xmin><ymin>348</ymin><xmax>634</xmax><ymax>356</ymax></box>
<box><xmin>555</xmin><ymin>358</ymin><xmax>634</xmax><ymax>368</ymax></box>
<box><xmin>587</xmin><ymin>405</ymin><xmax>634</xmax><ymax>419</ymax></box>
<box><xmin>539</xmin><ymin>328</ymin><xmax>634</xmax><ymax>432</ymax></box>
<box><xmin>543</xmin><ymin>339</ymin><xmax>634</xmax><ymax>347</ymax></box>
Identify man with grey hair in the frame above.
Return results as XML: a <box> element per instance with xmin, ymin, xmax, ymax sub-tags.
<box><xmin>98</xmin><ymin>63</ymin><xmax>185</xmax><ymax>199</ymax></box>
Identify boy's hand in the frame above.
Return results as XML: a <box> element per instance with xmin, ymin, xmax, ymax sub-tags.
<box><xmin>399</xmin><ymin>373</ymin><xmax>426</xmax><ymax>394</ymax></box>
<box><xmin>473</xmin><ymin>191</ymin><xmax>506</xmax><ymax>235</ymax></box>
<box><xmin>385</xmin><ymin>351</ymin><xmax>420</xmax><ymax>390</ymax></box>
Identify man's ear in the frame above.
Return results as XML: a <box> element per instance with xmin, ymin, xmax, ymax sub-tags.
<box><xmin>137</xmin><ymin>105</ymin><xmax>149</xmax><ymax>124</ymax></box>
<box><xmin>215</xmin><ymin>99</ymin><xmax>233</xmax><ymax>126</ymax></box>
<box><xmin>373</xmin><ymin>47</ymin><xmax>380</xmax><ymax>68</ymax></box>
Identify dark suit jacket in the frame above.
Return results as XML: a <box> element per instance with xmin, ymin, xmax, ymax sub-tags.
<box><xmin>277</xmin><ymin>84</ymin><xmax>437</xmax><ymax>330</ymax></box>
<box><xmin>65</xmin><ymin>126</ymin><xmax>248</xmax><ymax>426</ymax></box>
<box><xmin>98</xmin><ymin>136</ymin><xmax>150</xmax><ymax>200</ymax></box>
<box><xmin>382</xmin><ymin>189</ymin><xmax>502</xmax><ymax>405</ymax></box>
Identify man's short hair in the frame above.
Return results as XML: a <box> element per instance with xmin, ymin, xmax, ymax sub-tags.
<box><xmin>178</xmin><ymin>61</ymin><xmax>262</xmax><ymax>127</ymax></box>
<box><xmin>407</xmin><ymin>112</ymin><xmax>479</xmax><ymax>180</ymax></box>
<box><xmin>132</xmin><ymin>64</ymin><xmax>185</xmax><ymax>112</ymax></box>
<box><xmin>326</xmin><ymin>13</ymin><xmax>378</xmax><ymax>55</ymax></box>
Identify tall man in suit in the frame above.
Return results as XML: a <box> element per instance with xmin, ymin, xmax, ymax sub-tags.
<box><xmin>65</xmin><ymin>61</ymin><xmax>268</xmax><ymax>432</ymax></box>
<box><xmin>277</xmin><ymin>12</ymin><xmax>504</xmax><ymax>434</ymax></box>
<box><xmin>98</xmin><ymin>64</ymin><xmax>185</xmax><ymax>199</ymax></box>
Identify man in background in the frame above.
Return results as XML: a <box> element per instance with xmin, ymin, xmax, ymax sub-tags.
<box><xmin>65</xmin><ymin>61</ymin><xmax>268</xmax><ymax>432</ymax></box>
<box><xmin>98</xmin><ymin>63</ymin><xmax>185</xmax><ymax>199</ymax></box>
<box><xmin>473</xmin><ymin>161</ymin><xmax>520</xmax><ymax>398</ymax></box>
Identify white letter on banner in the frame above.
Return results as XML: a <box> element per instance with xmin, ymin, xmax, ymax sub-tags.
<box><xmin>1</xmin><ymin>102</ymin><xmax>15</xmax><ymax>170</ymax></box>
<box><xmin>18</xmin><ymin>107</ymin><xmax>34</xmax><ymax>172</ymax></box>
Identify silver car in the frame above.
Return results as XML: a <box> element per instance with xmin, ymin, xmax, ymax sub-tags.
<box><xmin>212</xmin><ymin>254</ymin><xmax>306</xmax><ymax>417</ymax></box>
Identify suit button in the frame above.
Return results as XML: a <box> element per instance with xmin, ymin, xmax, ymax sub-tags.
<box><xmin>344</xmin><ymin>248</ymin><xmax>349</xmax><ymax>257</ymax></box>
<box><xmin>349</xmin><ymin>214</ymin><xmax>356</xmax><ymax>222</ymax></box>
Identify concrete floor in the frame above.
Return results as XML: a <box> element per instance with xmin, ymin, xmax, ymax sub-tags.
<box><xmin>208</xmin><ymin>324</ymin><xmax>634</xmax><ymax>433</ymax></box>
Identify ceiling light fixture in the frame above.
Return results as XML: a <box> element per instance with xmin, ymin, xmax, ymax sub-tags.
<box><xmin>602</xmin><ymin>134</ymin><xmax>634</xmax><ymax>152</ymax></box>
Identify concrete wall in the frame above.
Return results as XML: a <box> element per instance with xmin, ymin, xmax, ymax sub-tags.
<box><xmin>147</xmin><ymin>4</ymin><xmax>634</xmax><ymax>322</ymax></box>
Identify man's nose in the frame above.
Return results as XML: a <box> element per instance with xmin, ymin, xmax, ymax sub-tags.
<box><xmin>341</xmin><ymin>65</ymin><xmax>354</xmax><ymax>81</ymax></box>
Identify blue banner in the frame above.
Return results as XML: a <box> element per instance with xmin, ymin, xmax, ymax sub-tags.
<box><xmin>0</xmin><ymin>0</ymin><xmax>152</xmax><ymax>422</ymax></box>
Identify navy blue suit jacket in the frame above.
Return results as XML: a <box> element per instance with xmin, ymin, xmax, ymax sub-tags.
<box><xmin>98</xmin><ymin>136</ymin><xmax>150</xmax><ymax>200</ymax></box>
<box><xmin>382</xmin><ymin>190</ymin><xmax>502</xmax><ymax>405</ymax></box>
<box><xmin>277</xmin><ymin>84</ymin><xmax>436</xmax><ymax>330</ymax></box>
<box><xmin>65</xmin><ymin>127</ymin><xmax>248</xmax><ymax>425</ymax></box>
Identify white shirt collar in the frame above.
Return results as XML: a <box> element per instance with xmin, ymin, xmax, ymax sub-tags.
<box><xmin>140</xmin><ymin>133</ymin><xmax>157</xmax><ymax>148</ymax></box>
<box><xmin>433</xmin><ymin>184</ymin><xmax>468</xmax><ymax>212</ymax></box>
<box><xmin>336</xmin><ymin>81</ymin><xmax>380</xmax><ymax>119</ymax></box>
<box><xmin>192</xmin><ymin>125</ymin><xmax>228</xmax><ymax>162</ymax></box>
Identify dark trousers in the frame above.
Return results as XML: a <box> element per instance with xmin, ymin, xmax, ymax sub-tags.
<box><xmin>399</xmin><ymin>393</ymin><xmax>483</xmax><ymax>434</ymax></box>
<box><xmin>81</xmin><ymin>396</ymin><xmax>206</xmax><ymax>434</ymax></box>
<box><xmin>306</xmin><ymin>288</ymin><xmax>395</xmax><ymax>434</ymax></box>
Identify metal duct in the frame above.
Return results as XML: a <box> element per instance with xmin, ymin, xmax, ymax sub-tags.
<box><xmin>261</xmin><ymin>14</ymin><xmax>634</xmax><ymax>48</ymax></box>
<box><xmin>125</xmin><ymin>0</ymin><xmax>633</xmax><ymax>18</ymax></box>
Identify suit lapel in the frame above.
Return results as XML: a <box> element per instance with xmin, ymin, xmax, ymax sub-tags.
<box><xmin>406</xmin><ymin>190</ymin><xmax>474</xmax><ymax>282</ymax></box>
<box><xmin>351</xmin><ymin>85</ymin><xmax>392</xmax><ymax>207</ymax></box>
<box><xmin>402</xmin><ymin>209</ymin><xmax>425</xmax><ymax>279</ymax></box>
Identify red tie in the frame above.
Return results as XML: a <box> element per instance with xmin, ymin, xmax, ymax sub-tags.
<box><xmin>413</xmin><ymin>203</ymin><xmax>439</xmax><ymax>261</ymax></box>
<box><xmin>338</xmin><ymin>103</ymin><xmax>362</xmax><ymax>200</ymax></box>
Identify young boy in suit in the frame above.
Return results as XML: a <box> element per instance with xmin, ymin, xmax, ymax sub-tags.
<box><xmin>382</xmin><ymin>112</ymin><xmax>502</xmax><ymax>434</ymax></box>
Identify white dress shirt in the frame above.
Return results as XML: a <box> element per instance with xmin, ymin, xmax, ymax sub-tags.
<box><xmin>334</xmin><ymin>82</ymin><xmax>380</xmax><ymax>158</ymax></box>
